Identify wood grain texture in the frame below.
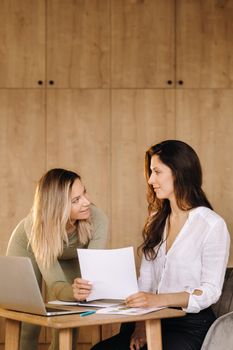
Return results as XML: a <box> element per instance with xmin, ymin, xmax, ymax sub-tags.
<box><xmin>0</xmin><ymin>307</ymin><xmax>185</xmax><ymax>329</ymax></box>
<box><xmin>0</xmin><ymin>90</ymin><xmax>46</xmax><ymax>256</ymax></box>
<box><xmin>47</xmin><ymin>0</ymin><xmax>110</xmax><ymax>88</ymax></box>
<box><xmin>1</xmin><ymin>323</ymin><xmax>100</xmax><ymax>350</ymax></box>
<box><xmin>0</xmin><ymin>0</ymin><xmax>45</xmax><ymax>87</ymax></box>
<box><xmin>46</xmin><ymin>89</ymin><xmax>110</xmax><ymax>215</ymax></box>
<box><xmin>59</xmin><ymin>328</ymin><xmax>72</xmax><ymax>350</ymax></box>
<box><xmin>0</xmin><ymin>307</ymin><xmax>185</xmax><ymax>349</ymax></box>
<box><xmin>5</xmin><ymin>319</ymin><xmax>20</xmax><ymax>350</ymax></box>
<box><xmin>176</xmin><ymin>0</ymin><xmax>233</xmax><ymax>88</ymax></box>
<box><xmin>0</xmin><ymin>317</ymin><xmax>4</xmax><ymax>345</ymax></box>
<box><xmin>111</xmin><ymin>0</ymin><xmax>175</xmax><ymax>87</ymax></box>
<box><xmin>146</xmin><ymin>319</ymin><xmax>162</xmax><ymax>350</ymax></box>
<box><xmin>111</xmin><ymin>89</ymin><xmax>175</xmax><ymax>266</ymax></box>
<box><xmin>176</xmin><ymin>89</ymin><xmax>233</xmax><ymax>265</ymax></box>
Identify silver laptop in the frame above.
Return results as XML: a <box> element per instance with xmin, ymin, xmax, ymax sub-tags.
<box><xmin>0</xmin><ymin>256</ymin><xmax>84</xmax><ymax>316</ymax></box>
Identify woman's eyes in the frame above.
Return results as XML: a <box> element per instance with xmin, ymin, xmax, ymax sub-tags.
<box><xmin>72</xmin><ymin>189</ymin><xmax>87</xmax><ymax>204</ymax></box>
<box><xmin>74</xmin><ymin>198</ymin><xmax>80</xmax><ymax>203</ymax></box>
<box><xmin>72</xmin><ymin>198</ymin><xmax>80</xmax><ymax>204</ymax></box>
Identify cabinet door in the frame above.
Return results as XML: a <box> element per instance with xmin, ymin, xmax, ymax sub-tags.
<box><xmin>111</xmin><ymin>0</ymin><xmax>175</xmax><ymax>88</ymax></box>
<box><xmin>176</xmin><ymin>89</ymin><xmax>233</xmax><ymax>264</ymax></box>
<box><xmin>111</xmin><ymin>89</ymin><xmax>176</xmax><ymax>265</ymax></box>
<box><xmin>0</xmin><ymin>0</ymin><xmax>45</xmax><ymax>88</ymax></box>
<box><xmin>47</xmin><ymin>0</ymin><xmax>110</xmax><ymax>88</ymax></box>
<box><xmin>46</xmin><ymin>89</ymin><xmax>110</xmax><ymax>214</ymax></box>
<box><xmin>0</xmin><ymin>89</ymin><xmax>46</xmax><ymax>255</ymax></box>
<box><xmin>176</xmin><ymin>0</ymin><xmax>233</xmax><ymax>88</ymax></box>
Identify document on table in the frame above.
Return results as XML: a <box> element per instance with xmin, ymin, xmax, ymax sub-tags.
<box><xmin>77</xmin><ymin>246</ymin><xmax>139</xmax><ymax>301</ymax></box>
<box><xmin>96</xmin><ymin>304</ymin><xmax>165</xmax><ymax>316</ymax></box>
<box><xmin>48</xmin><ymin>299</ymin><xmax>122</xmax><ymax>308</ymax></box>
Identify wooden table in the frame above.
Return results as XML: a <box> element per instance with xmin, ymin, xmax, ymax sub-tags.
<box><xmin>0</xmin><ymin>306</ymin><xmax>185</xmax><ymax>350</ymax></box>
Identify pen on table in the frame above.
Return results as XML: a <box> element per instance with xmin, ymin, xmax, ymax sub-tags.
<box><xmin>80</xmin><ymin>310</ymin><xmax>96</xmax><ymax>317</ymax></box>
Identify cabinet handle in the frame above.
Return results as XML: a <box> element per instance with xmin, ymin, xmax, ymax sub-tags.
<box><xmin>167</xmin><ymin>80</ymin><xmax>173</xmax><ymax>85</ymax></box>
<box><xmin>178</xmin><ymin>80</ymin><xmax>183</xmax><ymax>85</ymax></box>
<box><xmin>37</xmin><ymin>80</ymin><xmax>43</xmax><ymax>85</ymax></box>
<box><xmin>49</xmin><ymin>80</ymin><xmax>54</xmax><ymax>85</ymax></box>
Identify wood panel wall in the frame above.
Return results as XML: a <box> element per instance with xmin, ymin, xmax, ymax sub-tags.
<box><xmin>0</xmin><ymin>0</ymin><xmax>233</xmax><ymax>348</ymax></box>
<box><xmin>47</xmin><ymin>0</ymin><xmax>110</xmax><ymax>88</ymax></box>
<box><xmin>0</xmin><ymin>0</ymin><xmax>45</xmax><ymax>87</ymax></box>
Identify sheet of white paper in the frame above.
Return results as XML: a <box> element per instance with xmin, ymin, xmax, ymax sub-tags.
<box><xmin>48</xmin><ymin>299</ymin><xmax>122</xmax><ymax>308</ymax></box>
<box><xmin>77</xmin><ymin>247</ymin><xmax>139</xmax><ymax>301</ymax></box>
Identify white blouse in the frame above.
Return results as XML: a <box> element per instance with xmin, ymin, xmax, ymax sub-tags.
<box><xmin>138</xmin><ymin>207</ymin><xmax>230</xmax><ymax>313</ymax></box>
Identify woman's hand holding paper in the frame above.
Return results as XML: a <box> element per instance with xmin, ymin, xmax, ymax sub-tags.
<box><xmin>72</xmin><ymin>277</ymin><xmax>92</xmax><ymax>301</ymax></box>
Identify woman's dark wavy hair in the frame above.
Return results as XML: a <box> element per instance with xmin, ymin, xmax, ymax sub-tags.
<box><xmin>141</xmin><ymin>140</ymin><xmax>213</xmax><ymax>261</ymax></box>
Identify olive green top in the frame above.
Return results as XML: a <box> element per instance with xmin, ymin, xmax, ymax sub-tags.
<box><xmin>6</xmin><ymin>205</ymin><xmax>108</xmax><ymax>301</ymax></box>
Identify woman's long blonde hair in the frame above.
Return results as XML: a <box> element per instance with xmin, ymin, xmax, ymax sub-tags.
<box><xmin>29</xmin><ymin>168</ymin><xmax>92</xmax><ymax>268</ymax></box>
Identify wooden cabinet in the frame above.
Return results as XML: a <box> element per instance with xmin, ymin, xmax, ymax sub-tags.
<box><xmin>46</xmin><ymin>89</ymin><xmax>110</xmax><ymax>214</ymax></box>
<box><xmin>111</xmin><ymin>0</ymin><xmax>175</xmax><ymax>88</ymax></box>
<box><xmin>0</xmin><ymin>89</ymin><xmax>46</xmax><ymax>249</ymax></box>
<box><xmin>0</xmin><ymin>0</ymin><xmax>45</xmax><ymax>88</ymax></box>
<box><xmin>111</xmin><ymin>0</ymin><xmax>233</xmax><ymax>88</ymax></box>
<box><xmin>1</xmin><ymin>0</ymin><xmax>232</xmax><ymax>89</ymax></box>
<box><xmin>47</xmin><ymin>0</ymin><xmax>110</xmax><ymax>88</ymax></box>
<box><xmin>176</xmin><ymin>0</ymin><xmax>233</xmax><ymax>88</ymax></box>
<box><xmin>0</xmin><ymin>0</ymin><xmax>109</xmax><ymax>88</ymax></box>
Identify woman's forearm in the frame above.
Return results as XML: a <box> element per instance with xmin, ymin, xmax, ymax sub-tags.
<box><xmin>158</xmin><ymin>291</ymin><xmax>190</xmax><ymax>308</ymax></box>
<box><xmin>126</xmin><ymin>290</ymin><xmax>190</xmax><ymax>309</ymax></box>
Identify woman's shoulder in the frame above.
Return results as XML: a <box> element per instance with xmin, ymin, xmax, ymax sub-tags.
<box><xmin>7</xmin><ymin>216</ymin><xmax>29</xmax><ymax>247</ymax></box>
<box><xmin>90</xmin><ymin>204</ymin><xmax>108</xmax><ymax>224</ymax></box>
<box><xmin>9</xmin><ymin>212</ymin><xmax>34</xmax><ymax>242</ymax></box>
<box><xmin>190</xmin><ymin>206</ymin><xmax>227</xmax><ymax>226</ymax></box>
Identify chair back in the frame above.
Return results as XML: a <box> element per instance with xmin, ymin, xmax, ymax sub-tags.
<box><xmin>201</xmin><ymin>267</ymin><xmax>233</xmax><ymax>350</ymax></box>
<box><xmin>211</xmin><ymin>267</ymin><xmax>233</xmax><ymax>317</ymax></box>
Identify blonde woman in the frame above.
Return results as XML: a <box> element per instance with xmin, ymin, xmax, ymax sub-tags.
<box><xmin>7</xmin><ymin>168</ymin><xmax>108</xmax><ymax>350</ymax></box>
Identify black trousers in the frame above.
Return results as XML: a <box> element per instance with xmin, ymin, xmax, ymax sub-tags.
<box><xmin>91</xmin><ymin>307</ymin><xmax>216</xmax><ymax>350</ymax></box>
